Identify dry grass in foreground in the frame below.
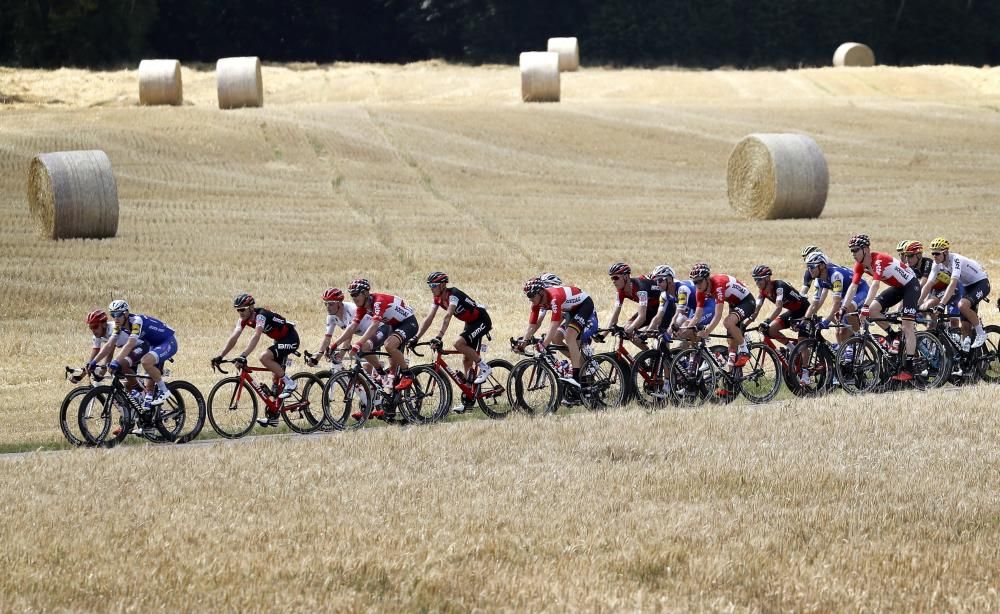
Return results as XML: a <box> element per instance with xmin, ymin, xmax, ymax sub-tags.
<box><xmin>2</xmin><ymin>386</ymin><xmax>999</xmax><ymax>611</ymax></box>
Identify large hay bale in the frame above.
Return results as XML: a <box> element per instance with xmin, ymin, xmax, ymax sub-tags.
<box><xmin>27</xmin><ymin>150</ymin><xmax>119</xmax><ymax>239</ymax></box>
<box><xmin>216</xmin><ymin>56</ymin><xmax>263</xmax><ymax>109</ymax></box>
<box><xmin>138</xmin><ymin>59</ymin><xmax>183</xmax><ymax>106</ymax></box>
<box><xmin>833</xmin><ymin>42</ymin><xmax>875</xmax><ymax>67</ymax></box>
<box><xmin>519</xmin><ymin>52</ymin><xmax>560</xmax><ymax>102</ymax></box>
<box><xmin>727</xmin><ymin>133</ymin><xmax>828</xmax><ymax>220</ymax></box>
<box><xmin>547</xmin><ymin>37</ymin><xmax>580</xmax><ymax>72</ymax></box>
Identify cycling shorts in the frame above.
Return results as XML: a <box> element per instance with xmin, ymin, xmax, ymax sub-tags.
<box><xmin>730</xmin><ymin>296</ymin><xmax>756</xmax><ymax>321</ymax></box>
<box><xmin>964</xmin><ymin>278</ymin><xmax>991</xmax><ymax>311</ymax></box>
<box><xmin>267</xmin><ymin>328</ymin><xmax>299</xmax><ymax>366</ymax></box>
<box><xmin>875</xmin><ymin>278</ymin><xmax>920</xmax><ymax>320</ymax></box>
<box><xmin>932</xmin><ymin>286</ymin><xmax>963</xmax><ymax>317</ymax></box>
<box><xmin>146</xmin><ymin>336</ymin><xmax>178</xmax><ymax>370</ymax></box>
<box><xmin>121</xmin><ymin>341</ymin><xmax>150</xmax><ymax>369</ymax></box>
<box><xmin>459</xmin><ymin>312</ymin><xmax>492</xmax><ymax>350</ymax></box>
<box><xmin>777</xmin><ymin>304</ymin><xmax>809</xmax><ymax>328</ymax></box>
<box><xmin>373</xmin><ymin>316</ymin><xmax>418</xmax><ymax>348</ymax></box>
<box><xmin>561</xmin><ymin>296</ymin><xmax>595</xmax><ymax>334</ymax></box>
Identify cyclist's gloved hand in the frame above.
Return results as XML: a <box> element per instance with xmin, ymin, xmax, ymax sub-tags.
<box><xmin>819</xmin><ymin>319</ymin><xmax>831</xmax><ymax>330</ymax></box>
<box><xmin>85</xmin><ymin>360</ymin><xmax>98</xmax><ymax>374</ymax></box>
<box><xmin>763</xmin><ymin>318</ymin><xmax>772</xmax><ymax>329</ymax></box>
<box><xmin>233</xmin><ymin>355</ymin><xmax>248</xmax><ymax>367</ymax></box>
<box><xmin>350</xmin><ymin>343</ymin><xmax>362</xmax><ymax>355</ymax></box>
<box><xmin>304</xmin><ymin>353</ymin><xmax>319</xmax><ymax>367</ymax></box>
<box><xmin>429</xmin><ymin>337</ymin><xmax>443</xmax><ymax>351</ymax></box>
<box><xmin>535</xmin><ymin>341</ymin><xmax>546</xmax><ymax>354</ymax></box>
<box><xmin>210</xmin><ymin>355</ymin><xmax>223</xmax><ymax>369</ymax></box>
<box><xmin>933</xmin><ymin>304</ymin><xmax>947</xmax><ymax>315</ymax></box>
<box><xmin>859</xmin><ymin>305</ymin><xmax>871</xmax><ymax>318</ymax></box>
<box><xmin>108</xmin><ymin>359</ymin><xmax>121</xmax><ymax>374</ymax></box>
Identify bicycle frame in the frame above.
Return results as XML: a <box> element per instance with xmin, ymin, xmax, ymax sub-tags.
<box><xmin>232</xmin><ymin>364</ymin><xmax>309</xmax><ymax>414</ymax></box>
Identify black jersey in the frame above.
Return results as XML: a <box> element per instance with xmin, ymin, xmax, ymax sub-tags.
<box><xmin>759</xmin><ymin>280</ymin><xmax>807</xmax><ymax>311</ymax></box>
<box><xmin>616</xmin><ymin>276</ymin><xmax>661</xmax><ymax>309</ymax></box>
<box><xmin>240</xmin><ymin>307</ymin><xmax>294</xmax><ymax>340</ymax></box>
<box><xmin>434</xmin><ymin>287</ymin><xmax>484</xmax><ymax>323</ymax></box>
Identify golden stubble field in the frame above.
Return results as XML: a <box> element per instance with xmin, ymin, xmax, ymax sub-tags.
<box><xmin>2</xmin><ymin>62</ymin><xmax>1000</xmax><ymax>610</ymax></box>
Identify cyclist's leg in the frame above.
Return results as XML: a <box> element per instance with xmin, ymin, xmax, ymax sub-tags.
<box><xmin>142</xmin><ymin>337</ymin><xmax>177</xmax><ymax>392</ymax></box>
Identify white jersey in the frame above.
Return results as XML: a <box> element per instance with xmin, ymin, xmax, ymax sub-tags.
<box><xmin>932</xmin><ymin>252</ymin><xmax>988</xmax><ymax>286</ymax></box>
<box><xmin>325</xmin><ymin>302</ymin><xmax>373</xmax><ymax>336</ymax></box>
<box><xmin>92</xmin><ymin>321</ymin><xmax>129</xmax><ymax>349</ymax></box>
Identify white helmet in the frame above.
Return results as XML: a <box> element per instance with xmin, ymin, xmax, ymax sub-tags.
<box><xmin>539</xmin><ymin>272</ymin><xmax>563</xmax><ymax>288</ymax></box>
<box><xmin>805</xmin><ymin>251</ymin><xmax>828</xmax><ymax>268</ymax></box>
<box><xmin>650</xmin><ymin>265</ymin><xmax>675</xmax><ymax>280</ymax></box>
<box><xmin>108</xmin><ymin>299</ymin><xmax>130</xmax><ymax>317</ymax></box>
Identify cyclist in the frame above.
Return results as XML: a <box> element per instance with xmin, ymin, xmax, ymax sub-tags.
<box><xmin>212</xmin><ymin>294</ymin><xmax>299</xmax><ymax>427</ymax></box>
<box><xmin>926</xmin><ymin>237</ymin><xmax>991</xmax><ymax>349</ymax></box>
<box><xmin>90</xmin><ymin>300</ymin><xmax>177</xmax><ymax>411</ymax></box>
<box><xmin>516</xmin><ymin>277</ymin><xmax>594</xmax><ymax>387</ymax></box>
<box><xmin>306</xmin><ymin>287</ymin><xmax>376</xmax><ymax>370</ymax></box>
<box><xmin>82</xmin><ymin>309</ymin><xmax>144</xmax><ymax>398</ymax></box>
<box><xmin>605</xmin><ymin>262</ymin><xmax>661</xmax><ymax>350</ymax></box>
<box><xmin>649</xmin><ymin>268</ymin><xmax>716</xmax><ymax>346</ymax></box>
<box><xmin>644</xmin><ymin>265</ymin><xmax>680</xmax><ymax>341</ymax></box>
<box><xmin>799</xmin><ymin>245</ymin><xmax>822</xmax><ymax>295</ymax></box>
<box><xmin>749</xmin><ymin>265</ymin><xmax>809</xmax><ymax>348</ymax></box>
<box><xmin>803</xmin><ymin>251</ymin><xmax>867</xmax><ymax>346</ymax></box>
<box><xmin>337</xmin><ymin>279</ymin><xmax>418</xmax><ymax>397</ymax></box>
<box><xmin>689</xmin><ymin>263</ymin><xmax>753</xmax><ymax>369</ymax></box>
<box><xmin>914</xmin><ymin>243</ymin><xmax>962</xmax><ymax>332</ymax></box>
<box><xmin>841</xmin><ymin>234</ymin><xmax>921</xmax><ymax>381</ymax></box>
<box><xmin>411</xmin><ymin>271</ymin><xmax>493</xmax><ymax>384</ymax></box>
<box><xmin>538</xmin><ymin>272</ymin><xmax>599</xmax><ymax>356</ymax></box>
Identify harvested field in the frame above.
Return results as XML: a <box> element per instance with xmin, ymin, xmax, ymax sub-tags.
<box><xmin>1</xmin><ymin>62</ymin><xmax>999</xmax><ymax>609</ymax></box>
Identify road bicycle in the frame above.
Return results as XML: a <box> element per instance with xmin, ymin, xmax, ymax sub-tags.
<box><xmin>207</xmin><ymin>355</ymin><xmax>325</xmax><ymax>438</ymax></box>
<box><xmin>77</xmin><ymin>364</ymin><xmax>205</xmax><ymax>447</ymax></box>
<box><xmin>59</xmin><ymin>366</ymin><xmax>109</xmax><ymax>446</ymax></box>
<box><xmin>596</xmin><ymin>327</ymin><xmax>672</xmax><ymax>409</ymax></box>
<box><xmin>408</xmin><ymin>340</ymin><xmax>514</xmax><ymax>419</ymax></box>
<box><xmin>834</xmin><ymin>314</ymin><xmax>946</xmax><ymax>394</ymax></box>
<box><xmin>321</xmin><ymin>350</ymin><xmax>450</xmax><ymax>429</ymax></box>
<box><xmin>508</xmin><ymin>337</ymin><xmax>626</xmax><ymax>414</ymax></box>
<box><xmin>668</xmin><ymin>329</ymin><xmax>782</xmax><ymax>406</ymax></box>
<box><xmin>782</xmin><ymin>316</ymin><xmax>853</xmax><ymax>397</ymax></box>
<box><xmin>920</xmin><ymin>313</ymin><xmax>1000</xmax><ymax>386</ymax></box>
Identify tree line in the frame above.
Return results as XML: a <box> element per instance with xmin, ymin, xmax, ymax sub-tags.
<box><xmin>1</xmin><ymin>0</ymin><xmax>997</xmax><ymax>68</ymax></box>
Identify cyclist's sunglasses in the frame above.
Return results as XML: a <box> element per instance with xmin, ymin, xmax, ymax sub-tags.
<box><xmin>427</xmin><ymin>282</ymin><xmax>444</xmax><ymax>289</ymax></box>
<box><xmin>807</xmin><ymin>263</ymin><xmax>821</xmax><ymax>270</ymax></box>
<box><xmin>850</xmin><ymin>247</ymin><xmax>864</xmax><ymax>254</ymax></box>
<box><xmin>610</xmin><ymin>275</ymin><xmax>624</xmax><ymax>281</ymax></box>
<box><xmin>349</xmin><ymin>291</ymin><xmax>363</xmax><ymax>298</ymax></box>
<box><xmin>931</xmin><ymin>251</ymin><xmax>943</xmax><ymax>256</ymax></box>
<box><xmin>235</xmin><ymin>307</ymin><xmax>251</xmax><ymax>313</ymax></box>
<box><xmin>109</xmin><ymin>310</ymin><xmax>127</xmax><ymax>317</ymax></box>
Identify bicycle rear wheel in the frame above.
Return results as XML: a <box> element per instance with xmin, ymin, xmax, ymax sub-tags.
<box><xmin>155</xmin><ymin>380</ymin><xmax>206</xmax><ymax>443</ymax></box>
<box><xmin>835</xmin><ymin>337</ymin><xmax>882</xmax><ymax>395</ymax></box>
<box><xmin>914</xmin><ymin>331</ymin><xmax>949</xmax><ymax>389</ymax></box>
<box><xmin>400</xmin><ymin>364</ymin><xmax>451</xmax><ymax>424</ymax></box>
<box><xmin>78</xmin><ymin>386</ymin><xmax>131</xmax><ymax>448</ymax></box>
<box><xmin>581</xmin><ymin>354</ymin><xmax>626</xmax><ymax>410</ymax></box>
<box><xmin>322</xmin><ymin>371</ymin><xmax>373</xmax><ymax>430</ymax></box>
<box><xmin>630</xmin><ymin>348</ymin><xmax>672</xmax><ymax>409</ymax></box>
<box><xmin>206</xmin><ymin>377</ymin><xmax>258</xmax><ymax>439</ymax></box>
<box><xmin>511</xmin><ymin>360</ymin><xmax>561</xmax><ymax>415</ymax></box>
<box><xmin>478</xmin><ymin>359</ymin><xmax>514</xmax><ymax>419</ymax></box>
<box><xmin>281</xmin><ymin>372</ymin><xmax>326</xmax><ymax>434</ymax></box>
<box><xmin>787</xmin><ymin>339</ymin><xmax>834</xmax><ymax>397</ymax></box>
<box><xmin>668</xmin><ymin>348</ymin><xmax>715</xmax><ymax>407</ymax></box>
<box><xmin>738</xmin><ymin>343</ymin><xmax>782</xmax><ymax>403</ymax></box>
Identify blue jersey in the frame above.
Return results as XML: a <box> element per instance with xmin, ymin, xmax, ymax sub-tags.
<box><xmin>674</xmin><ymin>280</ymin><xmax>715</xmax><ymax>318</ymax></box>
<box><xmin>116</xmin><ymin>314</ymin><xmax>175</xmax><ymax>345</ymax></box>
<box><xmin>814</xmin><ymin>264</ymin><xmax>868</xmax><ymax>305</ymax></box>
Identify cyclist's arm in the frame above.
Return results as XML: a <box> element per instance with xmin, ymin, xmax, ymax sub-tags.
<box><xmin>520</xmin><ymin>321</ymin><xmax>541</xmax><ymax>345</ymax></box>
<box><xmin>841</xmin><ymin>282</ymin><xmax>859</xmax><ymax>312</ymax></box>
<box><xmin>765</xmin><ymin>300</ymin><xmax>782</xmax><ymax>323</ymax></box>
<box><xmin>239</xmin><ymin>326</ymin><xmax>265</xmax><ymax>358</ymax></box>
<box><xmin>861</xmin><ymin>280</ymin><xmax>879</xmax><ymax>309</ymax></box>
<box><xmin>114</xmin><ymin>336</ymin><xmax>138</xmax><ymax>363</ymax></box>
<box><xmin>806</xmin><ymin>288</ymin><xmax>828</xmax><ymax>317</ymax></box>
<box><xmin>749</xmin><ymin>297</ymin><xmax>765</xmax><ymax>322</ymax></box>
<box><xmin>330</xmin><ymin>322</ymin><xmax>358</xmax><ymax>349</ymax></box>
<box><xmin>541</xmin><ymin>319</ymin><xmax>562</xmax><ymax>347</ymax></box>
<box><xmin>826</xmin><ymin>294</ymin><xmax>844</xmax><ymax>320</ymax></box>
<box><xmin>625</xmin><ymin>303</ymin><xmax>647</xmax><ymax>333</ymax></box>
<box><xmin>647</xmin><ymin>302</ymin><xmax>667</xmax><ymax>331</ymax></box>
<box><xmin>701</xmin><ymin>303</ymin><xmax>724</xmax><ymax>336</ymax></box>
<box><xmin>413</xmin><ymin>304</ymin><xmax>439</xmax><ymax>343</ymax></box>
<box><xmin>607</xmin><ymin>301</ymin><xmax>623</xmax><ymax>329</ymax></box>
<box><xmin>217</xmin><ymin>325</ymin><xmax>244</xmax><ymax>358</ymax></box>
<box><xmin>939</xmin><ymin>277</ymin><xmax>959</xmax><ymax>305</ymax></box>
<box><xmin>351</xmin><ymin>321</ymin><xmax>378</xmax><ymax>350</ymax></box>
<box><xmin>918</xmin><ymin>277</ymin><xmax>934</xmax><ymax>305</ymax></box>
<box><xmin>436</xmin><ymin>304</ymin><xmax>456</xmax><ymax>339</ymax></box>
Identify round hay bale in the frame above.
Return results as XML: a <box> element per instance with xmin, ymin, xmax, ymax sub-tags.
<box><xmin>833</xmin><ymin>42</ymin><xmax>875</xmax><ymax>67</ymax></box>
<box><xmin>216</xmin><ymin>56</ymin><xmax>263</xmax><ymax>109</ymax></box>
<box><xmin>519</xmin><ymin>52</ymin><xmax>560</xmax><ymax>103</ymax></box>
<box><xmin>726</xmin><ymin>133</ymin><xmax>829</xmax><ymax>220</ymax></box>
<box><xmin>547</xmin><ymin>37</ymin><xmax>580</xmax><ymax>72</ymax></box>
<box><xmin>27</xmin><ymin>150</ymin><xmax>119</xmax><ymax>239</ymax></box>
<box><xmin>138</xmin><ymin>59</ymin><xmax>183</xmax><ymax>106</ymax></box>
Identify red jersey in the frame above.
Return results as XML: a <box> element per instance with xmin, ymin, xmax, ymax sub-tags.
<box><xmin>354</xmin><ymin>293</ymin><xmax>415</xmax><ymax>326</ymax></box>
<box><xmin>529</xmin><ymin>286</ymin><xmax>590</xmax><ymax>324</ymax></box>
<box><xmin>432</xmin><ymin>287</ymin><xmax>481</xmax><ymax>323</ymax></box>
<box><xmin>696</xmin><ymin>275</ymin><xmax>752</xmax><ymax>307</ymax></box>
<box><xmin>852</xmin><ymin>252</ymin><xmax>915</xmax><ymax>289</ymax></box>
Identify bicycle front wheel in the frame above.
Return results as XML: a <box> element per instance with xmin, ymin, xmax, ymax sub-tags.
<box><xmin>582</xmin><ymin>354</ymin><xmax>627</xmax><ymax>410</ymax></box>
<box><xmin>630</xmin><ymin>348</ymin><xmax>672</xmax><ymax>410</ymax></box>
<box><xmin>207</xmin><ymin>377</ymin><xmax>258</xmax><ymax>439</ymax></box>
<box><xmin>915</xmin><ymin>331</ymin><xmax>949</xmax><ymax>389</ymax></box>
<box><xmin>787</xmin><ymin>339</ymin><xmax>834</xmax><ymax>397</ymax></box>
<box><xmin>478</xmin><ymin>359</ymin><xmax>514</xmax><ymax>419</ymax></box>
<box><xmin>979</xmin><ymin>325</ymin><xmax>1000</xmax><ymax>383</ymax></box>
<box><xmin>78</xmin><ymin>386</ymin><xmax>130</xmax><ymax>448</ymax></box>
<box><xmin>322</xmin><ymin>371</ymin><xmax>373</xmax><ymax>431</ymax></box>
<box><xmin>669</xmin><ymin>348</ymin><xmax>715</xmax><ymax>407</ymax></box>
<box><xmin>60</xmin><ymin>386</ymin><xmax>98</xmax><ymax>447</ymax></box>
<box><xmin>511</xmin><ymin>360</ymin><xmax>561</xmax><ymax>415</ymax></box>
<box><xmin>835</xmin><ymin>337</ymin><xmax>881</xmax><ymax>395</ymax></box>
<box><xmin>282</xmin><ymin>372</ymin><xmax>326</xmax><ymax>434</ymax></box>
<box><xmin>156</xmin><ymin>380</ymin><xmax>206</xmax><ymax>443</ymax></box>
<box><xmin>400</xmin><ymin>365</ymin><xmax>451</xmax><ymax>425</ymax></box>
<box><xmin>738</xmin><ymin>343</ymin><xmax>782</xmax><ymax>404</ymax></box>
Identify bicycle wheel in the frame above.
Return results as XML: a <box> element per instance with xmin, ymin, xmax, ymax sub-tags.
<box><xmin>206</xmin><ymin>377</ymin><xmax>258</xmax><ymax>439</ymax></box>
<box><xmin>322</xmin><ymin>371</ymin><xmax>373</xmax><ymax>430</ymax></box>
<box><xmin>400</xmin><ymin>364</ymin><xmax>451</xmax><ymax>424</ymax></box>
<box><xmin>78</xmin><ymin>386</ymin><xmax>131</xmax><ymax>448</ymax></box>
<box><xmin>630</xmin><ymin>348</ymin><xmax>672</xmax><ymax>409</ymax></box>
<box><xmin>669</xmin><ymin>348</ymin><xmax>716</xmax><ymax>407</ymax></box>
<box><xmin>59</xmin><ymin>386</ymin><xmax>99</xmax><ymax>446</ymax></box>
<box><xmin>478</xmin><ymin>359</ymin><xmax>514</xmax><ymax>419</ymax></box>
<box><xmin>979</xmin><ymin>325</ymin><xmax>1000</xmax><ymax>383</ymax></box>
<box><xmin>738</xmin><ymin>343</ymin><xmax>782</xmax><ymax>403</ymax></box>
<box><xmin>787</xmin><ymin>339</ymin><xmax>834</xmax><ymax>397</ymax></box>
<box><xmin>581</xmin><ymin>354</ymin><xmax>627</xmax><ymax>410</ymax></box>
<box><xmin>835</xmin><ymin>337</ymin><xmax>882</xmax><ymax>395</ymax></box>
<box><xmin>914</xmin><ymin>331</ymin><xmax>949</xmax><ymax>389</ymax></box>
<box><xmin>280</xmin><ymin>372</ymin><xmax>325</xmax><ymax>434</ymax></box>
<box><xmin>512</xmin><ymin>360</ymin><xmax>561</xmax><ymax>415</ymax></box>
<box><xmin>154</xmin><ymin>380</ymin><xmax>206</xmax><ymax>443</ymax></box>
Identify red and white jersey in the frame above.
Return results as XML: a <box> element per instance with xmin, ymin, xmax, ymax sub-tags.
<box><xmin>853</xmin><ymin>252</ymin><xmax>915</xmax><ymax>289</ymax></box>
<box><xmin>92</xmin><ymin>321</ymin><xmax>129</xmax><ymax>349</ymax></box>
<box><xmin>529</xmin><ymin>286</ymin><xmax>590</xmax><ymax>324</ymax></box>
<box><xmin>696</xmin><ymin>275</ymin><xmax>752</xmax><ymax>307</ymax></box>
<box><xmin>931</xmin><ymin>252</ymin><xmax>988</xmax><ymax>286</ymax></box>
<box><xmin>354</xmin><ymin>293</ymin><xmax>414</xmax><ymax>326</ymax></box>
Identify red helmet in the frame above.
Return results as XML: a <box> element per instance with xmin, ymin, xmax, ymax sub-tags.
<box><xmin>903</xmin><ymin>241</ymin><xmax>923</xmax><ymax>255</ymax></box>
<box><xmin>323</xmin><ymin>287</ymin><xmax>344</xmax><ymax>302</ymax></box>
<box><xmin>86</xmin><ymin>309</ymin><xmax>108</xmax><ymax>326</ymax></box>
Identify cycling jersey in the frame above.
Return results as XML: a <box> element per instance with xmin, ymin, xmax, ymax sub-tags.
<box><xmin>852</xmin><ymin>252</ymin><xmax>915</xmax><ymax>288</ymax></box>
<box><xmin>669</xmin><ymin>280</ymin><xmax>717</xmax><ymax>322</ymax></box>
<box><xmin>116</xmin><ymin>314</ymin><xmax>175</xmax><ymax>345</ymax></box>
<box><xmin>758</xmin><ymin>280</ymin><xmax>807</xmax><ymax>311</ymax></box>
<box><xmin>696</xmin><ymin>275</ymin><xmax>752</xmax><ymax>307</ymax></box>
<box><xmin>814</xmin><ymin>263</ymin><xmax>869</xmax><ymax>304</ymax></box>
<box><xmin>909</xmin><ymin>256</ymin><xmax>933</xmax><ymax>282</ymax></box>
<box><xmin>240</xmin><ymin>308</ymin><xmax>294</xmax><ymax>340</ymax></box>
<box><xmin>355</xmin><ymin>293</ymin><xmax>415</xmax><ymax>326</ymax></box>
<box><xmin>529</xmin><ymin>286</ymin><xmax>590</xmax><ymax>324</ymax></box>
<box><xmin>433</xmin><ymin>287</ymin><xmax>483</xmax><ymax>323</ymax></box>
<box><xmin>615</xmin><ymin>276</ymin><xmax>661</xmax><ymax>310</ymax></box>
<box><xmin>92</xmin><ymin>321</ymin><xmax>129</xmax><ymax>349</ymax></box>
<box><xmin>931</xmin><ymin>252</ymin><xmax>988</xmax><ymax>286</ymax></box>
<box><xmin>325</xmin><ymin>302</ymin><xmax>373</xmax><ymax>336</ymax></box>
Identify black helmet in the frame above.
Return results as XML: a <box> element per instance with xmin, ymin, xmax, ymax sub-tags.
<box><xmin>233</xmin><ymin>293</ymin><xmax>255</xmax><ymax>309</ymax></box>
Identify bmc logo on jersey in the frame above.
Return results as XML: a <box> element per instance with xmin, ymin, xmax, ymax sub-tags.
<box><xmin>276</xmin><ymin>343</ymin><xmax>296</xmax><ymax>350</ymax></box>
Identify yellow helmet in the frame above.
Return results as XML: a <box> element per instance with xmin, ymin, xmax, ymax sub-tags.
<box><xmin>929</xmin><ymin>237</ymin><xmax>950</xmax><ymax>251</ymax></box>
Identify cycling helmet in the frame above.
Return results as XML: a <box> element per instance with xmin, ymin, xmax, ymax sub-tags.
<box><xmin>108</xmin><ymin>299</ymin><xmax>130</xmax><ymax>316</ymax></box>
<box><xmin>751</xmin><ymin>265</ymin><xmax>773</xmax><ymax>280</ymax></box>
<box><xmin>233</xmin><ymin>293</ymin><xmax>255</xmax><ymax>309</ymax></box>
<box><xmin>322</xmin><ymin>287</ymin><xmax>344</xmax><ymax>302</ymax></box>
<box><xmin>347</xmin><ymin>278</ymin><xmax>371</xmax><ymax>296</ymax></box>
<box><xmin>650</xmin><ymin>265</ymin><xmax>675</xmax><ymax>280</ymax></box>
<box><xmin>929</xmin><ymin>237</ymin><xmax>950</xmax><ymax>251</ymax></box>
<box><xmin>523</xmin><ymin>277</ymin><xmax>545</xmax><ymax>298</ymax></box>
<box><xmin>848</xmin><ymin>234</ymin><xmax>870</xmax><ymax>250</ymax></box>
<box><xmin>800</xmin><ymin>245</ymin><xmax>820</xmax><ymax>259</ymax></box>
<box><xmin>903</xmin><ymin>241</ymin><xmax>923</xmax><ymax>255</ymax></box>
<box><xmin>539</xmin><ymin>272</ymin><xmax>562</xmax><ymax>287</ymax></box>
<box><xmin>895</xmin><ymin>240</ymin><xmax>911</xmax><ymax>254</ymax></box>
<box><xmin>689</xmin><ymin>262</ymin><xmax>710</xmax><ymax>281</ymax></box>
<box><xmin>86</xmin><ymin>309</ymin><xmax>108</xmax><ymax>326</ymax></box>
<box><xmin>608</xmin><ymin>262</ymin><xmax>631</xmax><ymax>277</ymax></box>
<box><xmin>426</xmin><ymin>271</ymin><xmax>448</xmax><ymax>285</ymax></box>
<box><xmin>805</xmin><ymin>251</ymin><xmax>828</xmax><ymax>268</ymax></box>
